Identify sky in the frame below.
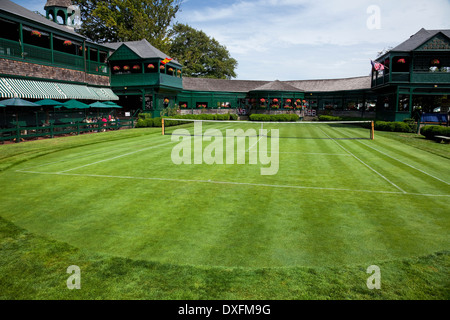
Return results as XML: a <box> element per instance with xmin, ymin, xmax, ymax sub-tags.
<box><xmin>12</xmin><ymin>0</ymin><xmax>450</xmax><ymax>81</ymax></box>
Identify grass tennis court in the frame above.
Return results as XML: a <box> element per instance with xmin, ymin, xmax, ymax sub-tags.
<box><xmin>0</xmin><ymin>122</ymin><xmax>449</xmax><ymax>299</ymax></box>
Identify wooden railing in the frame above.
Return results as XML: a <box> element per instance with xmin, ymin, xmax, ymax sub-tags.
<box><xmin>0</xmin><ymin>119</ymin><xmax>136</xmax><ymax>144</ymax></box>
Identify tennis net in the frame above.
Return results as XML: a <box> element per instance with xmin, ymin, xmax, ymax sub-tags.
<box><xmin>162</xmin><ymin>118</ymin><xmax>375</xmax><ymax>140</ymax></box>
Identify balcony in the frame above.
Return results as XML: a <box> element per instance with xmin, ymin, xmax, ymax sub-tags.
<box><xmin>411</xmin><ymin>71</ymin><xmax>450</xmax><ymax>83</ymax></box>
<box><xmin>371</xmin><ymin>73</ymin><xmax>390</xmax><ymax>87</ymax></box>
<box><xmin>372</xmin><ymin>69</ymin><xmax>450</xmax><ymax>87</ymax></box>
<box><xmin>391</xmin><ymin>72</ymin><xmax>410</xmax><ymax>82</ymax></box>
<box><xmin>0</xmin><ymin>38</ymin><xmax>109</xmax><ymax>75</ymax></box>
<box><xmin>111</xmin><ymin>72</ymin><xmax>182</xmax><ymax>89</ymax></box>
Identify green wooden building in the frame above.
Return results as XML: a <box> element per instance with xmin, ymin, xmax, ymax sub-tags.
<box><xmin>0</xmin><ymin>0</ymin><xmax>119</xmax><ymax>127</ymax></box>
<box><xmin>371</xmin><ymin>28</ymin><xmax>450</xmax><ymax>121</ymax></box>
<box><xmin>105</xmin><ymin>39</ymin><xmax>183</xmax><ymax>118</ymax></box>
<box><xmin>1</xmin><ymin>0</ymin><xmax>449</xmax><ymax>127</ymax></box>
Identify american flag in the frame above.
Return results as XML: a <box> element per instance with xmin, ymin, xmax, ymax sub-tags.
<box><xmin>371</xmin><ymin>60</ymin><xmax>385</xmax><ymax>71</ymax></box>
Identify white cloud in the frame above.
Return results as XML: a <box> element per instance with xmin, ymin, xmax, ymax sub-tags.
<box><xmin>177</xmin><ymin>0</ymin><xmax>450</xmax><ymax>80</ymax></box>
<box><xmin>13</xmin><ymin>0</ymin><xmax>450</xmax><ymax>80</ymax></box>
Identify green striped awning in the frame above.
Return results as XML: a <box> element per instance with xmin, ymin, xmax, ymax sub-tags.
<box><xmin>0</xmin><ymin>79</ymin><xmax>13</xmax><ymax>98</ymax></box>
<box><xmin>0</xmin><ymin>77</ymin><xmax>119</xmax><ymax>101</ymax></box>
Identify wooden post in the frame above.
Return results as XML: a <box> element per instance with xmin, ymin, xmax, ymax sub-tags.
<box><xmin>371</xmin><ymin>121</ymin><xmax>375</xmax><ymax>140</ymax></box>
<box><xmin>162</xmin><ymin>118</ymin><xmax>165</xmax><ymax>136</ymax></box>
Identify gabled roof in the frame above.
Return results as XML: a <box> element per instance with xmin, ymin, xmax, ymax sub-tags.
<box><xmin>182</xmin><ymin>78</ymin><xmax>270</xmax><ymax>93</ymax></box>
<box><xmin>250</xmin><ymin>80</ymin><xmax>304</xmax><ymax>92</ymax></box>
<box><xmin>183</xmin><ymin>76</ymin><xmax>372</xmax><ymax>93</ymax></box>
<box><xmin>285</xmin><ymin>76</ymin><xmax>372</xmax><ymax>92</ymax></box>
<box><xmin>390</xmin><ymin>28</ymin><xmax>450</xmax><ymax>52</ymax></box>
<box><xmin>104</xmin><ymin>39</ymin><xmax>181</xmax><ymax>66</ymax></box>
<box><xmin>0</xmin><ymin>0</ymin><xmax>82</xmax><ymax>38</ymax></box>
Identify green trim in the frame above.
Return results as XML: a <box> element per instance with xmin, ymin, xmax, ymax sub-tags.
<box><xmin>109</xmin><ymin>45</ymin><xmax>141</xmax><ymax>61</ymax></box>
<box><xmin>0</xmin><ymin>12</ymin><xmax>85</xmax><ymax>43</ymax></box>
<box><xmin>415</xmin><ymin>33</ymin><xmax>450</xmax><ymax>51</ymax></box>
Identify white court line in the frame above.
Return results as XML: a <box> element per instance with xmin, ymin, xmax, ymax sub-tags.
<box><xmin>14</xmin><ymin>170</ymin><xmax>450</xmax><ymax>198</ymax></box>
<box><xmin>246</xmin><ymin>123</ymin><xmax>265</xmax><ymax>152</ymax></box>
<box><xmin>335</xmin><ymin>128</ymin><xmax>449</xmax><ymax>185</ymax></box>
<box><xmin>248</xmin><ymin>151</ymin><xmax>350</xmax><ymax>156</ymax></box>
<box><xmin>57</xmin><ymin>140</ymin><xmax>176</xmax><ymax>173</ymax></box>
<box><xmin>19</xmin><ymin>150</ymin><xmax>104</xmax><ymax>171</ymax></box>
<box><xmin>18</xmin><ymin>136</ymin><xmax>171</xmax><ymax>171</ymax></box>
<box><xmin>317</xmin><ymin>127</ymin><xmax>407</xmax><ymax>194</ymax></box>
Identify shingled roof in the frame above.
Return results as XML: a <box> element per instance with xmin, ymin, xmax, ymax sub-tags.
<box><xmin>285</xmin><ymin>76</ymin><xmax>372</xmax><ymax>92</ymax></box>
<box><xmin>0</xmin><ymin>0</ymin><xmax>82</xmax><ymax>38</ymax></box>
<box><xmin>183</xmin><ymin>76</ymin><xmax>371</xmax><ymax>93</ymax></box>
<box><xmin>44</xmin><ymin>0</ymin><xmax>73</xmax><ymax>8</ymax></box>
<box><xmin>390</xmin><ymin>28</ymin><xmax>450</xmax><ymax>52</ymax></box>
<box><xmin>104</xmin><ymin>39</ymin><xmax>181</xmax><ymax>66</ymax></box>
<box><xmin>250</xmin><ymin>80</ymin><xmax>304</xmax><ymax>92</ymax></box>
<box><xmin>182</xmin><ymin>77</ymin><xmax>270</xmax><ymax>93</ymax></box>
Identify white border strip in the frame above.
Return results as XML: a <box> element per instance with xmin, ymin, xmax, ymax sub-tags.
<box><xmin>164</xmin><ymin>118</ymin><xmax>373</xmax><ymax>124</ymax></box>
<box><xmin>336</xmin><ymin>128</ymin><xmax>449</xmax><ymax>185</ymax></box>
<box><xmin>317</xmin><ymin>127</ymin><xmax>407</xmax><ymax>193</ymax></box>
<box><xmin>57</xmin><ymin>141</ymin><xmax>175</xmax><ymax>173</ymax></box>
<box><xmin>14</xmin><ymin>170</ymin><xmax>450</xmax><ymax>198</ymax></box>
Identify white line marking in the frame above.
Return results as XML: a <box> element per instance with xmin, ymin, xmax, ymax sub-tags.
<box><xmin>336</xmin><ymin>128</ymin><xmax>449</xmax><ymax>185</ymax></box>
<box><xmin>164</xmin><ymin>118</ymin><xmax>373</xmax><ymax>124</ymax></box>
<box><xmin>246</xmin><ymin>123</ymin><xmax>265</xmax><ymax>152</ymax></box>
<box><xmin>14</xmin><ymin>170</ymin><xmax>450</xmax><ymax>197</ymax></box>
<box><xmin>317</xmin><ymin>127</ymin><xmax>407</xmax><ymax>194</ymax></box>
<box><xmin>57</xmin><ymin>141</ymin><xmax>175</xmax><ymax>173</ymax></box>
<box><xmin>248</xmin><ymin>151</ymin><xmax>350</xmax><ymax>156</ymax></box>
<box><xmin>18</xmin><ymin>137</ymin><xmax>170</xmax><ymax>171</ymax></box>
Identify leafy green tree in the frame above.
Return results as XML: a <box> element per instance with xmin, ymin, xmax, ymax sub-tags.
<box><xmin>169</xmin><ymin>23</ymin><xmax>238</xmax><ymax>79</ymax></box>
<box><xmin>73</xmin><ymin>0</ymin><xmax>181</xmax><ymax>51</ymax></box>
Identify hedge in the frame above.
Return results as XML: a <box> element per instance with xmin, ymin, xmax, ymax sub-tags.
<box><xmin>136</xmin><ymin>114</ymin><xmax>238</xmax><ymax>128</ymax></box>
<box><xmin>318</xmin><ymin>115</ymin><xmax>417</xmax><ymax>133</ymax></box>
<box><xmin>249</xmin><ymin>114</ymin><xmax>299</xmax><ymax>122</ymax></box>
<box><xmin>170</xmin><ymin>114</ymin><xmax>238</xmax><ymax>121</ymax></box>
<box><xmin>318</xmin><ymin>115</ymin><xmax>343</xmax><ymax>122</ymax></box>
<box><xmin>420</xmin><ymin>125</ymin><xmax>450</xmax><ymax>140</ymax></box>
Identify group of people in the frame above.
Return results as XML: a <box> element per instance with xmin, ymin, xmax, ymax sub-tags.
<box><xmin>82</xmin><ymin>115</ymin><xmax>119</xmax><ymax>132</ymax></box>
<box><xmin>237</xmin><ymin>108</ymin><xmax>248</xmax><ymax>116</ymax></box>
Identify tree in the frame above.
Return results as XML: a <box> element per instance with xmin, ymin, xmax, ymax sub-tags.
<box><xmin>376</xmin><ymin>46</ymin><xmax>393</xmax><ymax>58</ymax></box>
<box><xmin>72</xmin><ymin>0</ymin><xmax>180</xmax><ymax>51</ymax></box>
<box><xmin>169</xmin><ymin>23</ymin><xmax>238</xmax><ymax>79</ymax></box>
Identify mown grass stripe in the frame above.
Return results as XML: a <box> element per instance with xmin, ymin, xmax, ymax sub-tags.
<box><xmin>317</xmin><ymin>126</ymin><xmax>407</xmax><ymax>193</ymax></box>
<box><xmin>333</xmin><ymin>126</ymin><xmax>449</xmax><ymax>185</ymax></box>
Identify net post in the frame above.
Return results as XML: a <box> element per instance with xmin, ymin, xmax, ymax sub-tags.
<box><xmin>370</xmin><ymin>121</ymin><xmax>375</xmax><ymax>140</ymax></box>
<box><xmin>162</xmin><ymin>118</ymin><xmax>165</xmax><ymax>136</ymax></box>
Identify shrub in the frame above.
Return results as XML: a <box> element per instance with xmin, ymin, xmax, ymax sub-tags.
<box><xmin>135</xmin><ymin>114</ymin><xmax>238</xmax><ymax>128</ymax></box>
<box><xmin>138</xmin><ymin>112</ymin><xmax>152</xmax><ymax>120</ymax></box>
<box><xmin>421</xmin><ymin>125</ymin><xmax>450</xmax><ymax>140</ymax></box>
<box><xmin>318</xmin><ymin>115</ymin><xmax>342</xmax><ymax>122</ymax></box>
<box><xmin>374</xmin><ymin>121</ymin><xmax>416</xmax><ymax>133</ymax></box>
<box><xmin>249</xmin><ymin>114</ymin><xmax>299</xmax><ymax>122</ymax></box>
<box><xmin>136</xmin><ymin>119</ymin><xmax>146</xmax><ymax>128</ymax></box>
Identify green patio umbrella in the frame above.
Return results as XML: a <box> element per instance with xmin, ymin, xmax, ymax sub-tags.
<box><xmin>56</xmin><ymin>99</ymin><xmax>90</xmax><ymax>109</ymax></box>
<box><xmin>89</xmin><ymin>101</ymin><xmax>110</xmax><ymax>108</ymax></box>
<box><xmin>35</xmin><ymin>100</ymin><xmax>64</xmax><ymax>126</ymax></box>
<box><xmin>90</xmin><ymin>101</ymin><xmax>122</xmax><ymax>109</ymax></box>
<box><xmin>0</xmin><ymin>98</ymin><xmax>40</xmax><ymax>107</ymax></box>
<box><xmin>0</xmin><ymin>98</ymin><xmax>40</xmax><ymax>127</ymax></box>
<box><xmin>102</xmin><ymin>101</ymin><xmax>123</xmax><ymax>108</ymax></box>
<box><xmin>35</xmin><ymin>99</ymin><xmax>64</xmax><ymax>106</ymax></box>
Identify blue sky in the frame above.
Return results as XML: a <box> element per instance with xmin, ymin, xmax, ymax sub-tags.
<box><xmin>12</xmin><ymin>0</ymin><xmax>450</xmax><ymax>80</ymax></box>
